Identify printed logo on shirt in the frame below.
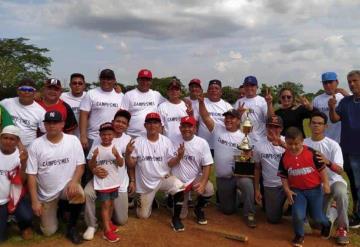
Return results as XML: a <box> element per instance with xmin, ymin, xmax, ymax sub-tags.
<box><xmin>12</xmin><ymin>115</ymin><xmax>31</xmax><ymax>126</ymax></box>
<box><xmin>209</xmin><ymin>112</ymin><xmax>223</xmax><ymax>117</ymax></box>
<box><xmin>98</xmin><ymin>159</ymin><xmax>116</xmax><ymax>166</ymax></box>
<box><xmin>95</xmin><ymin>102</ymin><xmax>119</xmax><ymax>108</ymax></box>
<box><xmin>166</xmin><ymin>117</ymin><xmax>181</xmax><ymax>122</ymax></box>
<box><xmin>41</xmin><ymin>158</ymin><xmax>70</xmax><ymax>167</ymax></box>
<box><xmin>217</xmin><ymin>137</ymin><xmax>237</xmax><ymax>148</ymax></box>
<box><xmin>0</xmin><ymin>170</ymin><xmax>9</xmax><ymax>176</ymax></box>
<box><xmin>138</xmin><ymin>155</ymin><xmax>163</xmax><ymax>162</ymax></box>
<box><xmin>183</xmin><ymin>154</ymin><xmax>196</xmax><ymax>162</ymax></box>
<box><xmin>288</xmin><ymin>167</ymin><xmax>315</xmax><ymax>176</ymax></box>
<box><xmin>133</xmin><ymin>102</ymin><xmax>155</xmax><ymax>107</ymax></box>
<box><xmin>261</xmin><ymin>153</ymin><xmax>282</xmax><ymax>161</ymax></box>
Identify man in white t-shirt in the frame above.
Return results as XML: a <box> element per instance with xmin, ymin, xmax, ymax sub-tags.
<box><xmin>0</xmin><ymin>79</ymin><xmax>45</xmax><ymax>147</ymax></box>
<box><xmin>0</xmin><ymin>125</ymin><xmax>33</xmax><ymax>242</ymax></box>
<box><xmin>312</xmin><ymin>72</ymin><xmax>349</xmax><ymax>143</ymax></box>
<box><xmin>171</xmin><ymin>116</ymin><xmax>214</xmax><ymax>225</ymax></box>
<box><xmin>83</xmin><ymin>110</ymin><xmax>133</xmax><ymax>241</ymax></box>
<box><xmin>304</xmin><ymin>112</ymin><xmax>349</xmax><ymax>245</ymax></box>
<box><xmin>26</xmin><ymin>111</ymin><xmax>86</xmax><ymax>244</ymax></box>
<box><xmin>79</xmin><ymin>69</ymin><xmax>124</xmax><ymax>150</ymax></box>
<box><xmin>253</xmin><ymin>115</ymin><xmax>286</xmax><ymax>224</ymax></box>
<box><xmin>125</xmin><ymin>112</ymin><xmax>185</xmax><ymax>231</ymax></box>
<box><xmin>198</xmin><ymin>96</ymin><xmax>257</xmax><ymax>228</ymax></box>
<box><xmin>121</xmin><ymin>69</ymin><xmax>165</xmax><ymax>137</ymax></box>
<box><xmin>158</xmin><ymin>78</ymin><xmax>189</xmax><ymax>142</ymax></box>
<box><xmin>197</xmin><ymin>79</ymin><xmax>233</xmax><ymax>152</ymax></box>
<box><xmin>60</xmin><ymin>73</ymin><xmax>87</xmax><ymax>138</ymax></box>
<box><xmin>184</xmin><ymin>78</ymin><xmax>203</xmax><ymax>121</ymax></box>
<box><xmin>234</xmin><ymin>76</ymin><xmax>267</xmax><ymax>143</ymax></box>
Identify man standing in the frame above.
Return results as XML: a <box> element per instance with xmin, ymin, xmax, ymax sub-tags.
<box><xmin>313</xmin><ymin>72</ymin><xmax>349</xmax><ymax>142</ymax></box>
<box><xmin>185</xmin><ymin>78</ymin><xmax>203</xmax><ymax>120</ymax></box>
<box><xmin>26</xmin><ymin>111</ymin><xmax>86</xmax><ymax>244</ymax></box>
<box><xmin>80</xmin><ymin>69</ymin><xmax>124</xmax><ymax>150</ymax></box>
<box><xmin>125</xmin><ymin>112</ymin><xmax>185</xmax><ymax>231</ymax></box>
<box><xmin>1</xmin><ymin>79</ymin><xmax>45</xmax><ymax>147</ymax></box>
<box><xmin>329</xmin><ymin>70</ymin><xmax>360</xmax><ymax>228</ymax></box>
<box><xmin>61</xmin><ymin>73</ymin><xmax>87</xmax><ymax>137</ymax></box>
<box><xmin>121</xmin><ymin>69</ymin><xmax>165</xmax><ymax>137</ymax></box>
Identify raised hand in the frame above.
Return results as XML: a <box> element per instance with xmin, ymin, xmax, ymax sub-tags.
<box><xmin>112</xmin><ymin>146</ymin><xmax>120</xmax><ymax>158</ymax></box>
<box><xmin>237</xmin><ymin>102</ymin><xmax>247</xmax><ymax>116</ymax></box>
<box><xmin>265</xmin><ymin>88</ymin><xmax>273</xmax><ymax>104</ymax></box>
<box><xmin>92</xmin><ymin>147</ymin><xmax>99</xmax><ymax>158</ymax></box>
<box><xmin>19</xmin><ymin>148</ymin><xmax>28</xmax><ymax>164</ymax></box>
<box><xmin>328</xmin><ymin>94</ymin><xmax>337</xmax><ymax>110</ymax></box>
<box><xmin>198</xmin><ymin>93</ymin><xmax>205</xmax><ymax>104</ymax></box>
<box><xmin>183</xmin><ymin>98</ymin><xmax>194</xmax><ymax>116</ymax></box>
<box><xmin>300</xmin><ymin>95</ymin><xmax>311</xmax><ymax>110</ymax></box>
<box><xmin>177</xmin><ymin>143</ymin><xmax>185</xmax><ymax>159</ymax></box>
<box><xmin>126</xmin><ymin>139</ymin><xmax>136</xmax><ymax>155</ymax></box>
<box><xmin>315</xmin><ymin>151</ymin><xmax>330</xmax><ymax>166</ymax></box>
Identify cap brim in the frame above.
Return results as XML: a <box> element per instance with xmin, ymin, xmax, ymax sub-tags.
<box><xmin>145</xmin><ymin>118</ymin><xmax>161</xmax><ymax>123</ymax></box>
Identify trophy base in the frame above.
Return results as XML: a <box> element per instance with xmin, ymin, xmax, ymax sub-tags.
<box><xmin>234</xmin><ymin>160</ymin><xmax>255</xmax><ymax>178</ymax></box>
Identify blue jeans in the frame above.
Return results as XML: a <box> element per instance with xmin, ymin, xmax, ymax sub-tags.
<box><xmin>292</xmin><ymin>186</ymin><xmax>329</xmax><ymax>237</ymax></box>
<box><xmin>347</xmin><ymin>154</ymin><xmax>360</xmax><ymax>217</ymax></box>
<box><xmin>0</xmin><ymin>196</ymin><xmax>33</xmax><ymax>242</ymax></box>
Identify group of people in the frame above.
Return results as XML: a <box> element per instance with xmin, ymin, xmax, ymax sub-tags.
<box><xmin>0</xmin><ymin>68</ymin><xmax>359</xmax><ymax>247</ymax></box>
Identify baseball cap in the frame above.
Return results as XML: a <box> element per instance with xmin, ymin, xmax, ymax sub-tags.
<box><xmin>321</xmin><ymin>72</ymin><xmax>337</xmax><ymax>82</ymax></box>
<box><xmin>45</xmin><ymin>78</ymin><xmax>62</xmax><ymax>89</ymax></box>
<box><xmin>223</xmin><ymin>109</ymin><xmax>241</xmax><ymax>119</ymax></box>
<box><xmin>189</xmin><ymin>78</ymin><xmax>202</xmax><ymax>88</ymax></box>
<box><xmin>167</xmin><ymin>78</ymin><xmax>181</xmax><ymax>90</ymax></box>
<box><xmin>99</xmin><ymin>122</ymin><xmax>114</xmax><ymax>132</ymax></box>
<box><xmin>137</xmin><ymin>69</ymin><xmax>152</xmax><ymax>79</ymax></box>
<box><xmin>99</xmin><ymin>69</ymin><xmax>116</xmax><ymax>80</ymax></box>
<box><xmin>0</xmin><ymin>125</ymin><xmax>20</xmax><ymax>137</ymax></box>
<box><xmin>114</xmin><ymin>109</ymin><xmax>131</xmax><ymax>122</ymax></box>
<box><xmin>208</xmin><ymin>79</ymin><xmax>222</xmax><ymax>88</ymax></box>
<box><xmin>180</xmin><ymin>116</ymin><xmax>196</xmax><ymax>126</ymax></box>
<box><xmin>266</xmin><ymin>115</ymin><xmax>283</xmax><ymax>128</ymax></box>
<box><xmin>243</xmin><ymin>76</ymin><xmax>258</xmax><ymax>86</ymax></box>
<box><xmin>145</xmin><ymin>112</ymin><xmax>161</xmax><ymax>123</ymax></box>
<box><xmin>43</xmin><ymin>111</ymin><xmax>63</xmax><ymax>122</ymax></box>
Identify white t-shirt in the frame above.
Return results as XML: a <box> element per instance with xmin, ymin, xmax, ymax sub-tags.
<box><xmin>89</xmin><ymin>133</ymin><xmax>131</xmax><ymax>192</ymax></box>
<box><xmin>0</xmin><ymin>149</ymin><xmax>20</xmax><ymax>205</ymax></box>
<box><xmin>60</xmin><ymin>92</ymin><xmax>86</xmax><ymax>137</ymax></box>
<box><xmin>121</xmin><ymin>88</ymin><xmax>165</xmax><ymax>137</ymax></box>
<box><xmin>213</xmin><ymin>124</ymin><xmax>245</xmax><ymax>178</ymax></box>
<box><xmin>312</xmin><ymin>93</ymin><xmax>343</xmax><ymax>143</ymax></box>
<box><xmin>197</xmin><ymin>98</ymin><xmax>233</xmax><ymax>149</ymax></box>
<box><xmin>304</xmin><ymin>137</ymin><xmax>346</xmax><ymax>186</ymax></box>
<box><xmin>253</xmin><ymin>136</ymin><xmax>285</xmax><ymax>187</ymax></box>
<box><xmin>234</xmin><ymin>96</ymin><xmax>267</xmax><ymax>143</ymax></box>
<box><xmin>184</xmin><ymin>97</ymin><xmax>200</xmax><ymax>121</ymax></box>
<box><xmin>26</xmin><ymin>134</ymin><xmax>86</xmax><ymax>202</ymax></box>
<box><xmin>80</xmin><ymin>88</ymin><xmax>123</xmax><ymax>139</ymax></box>
<box><xmin>158</xmin><ymin>100</ymin><xmax>188</xmax><ymax>142</ymax></box>
<box><xmin>171</xmin><ymin>135</ymin><xmax>213</xmax><ymax>185</ymax></box>
<box><xmin>88</xmin><ymin>143</ymin><xmax>122</xmax><ymax>191</ymax></box>
<box><xmin>0</xmin><ymin>97</ymin><xmax>46</xmax><ymax>147</ymax></box>
<box><xmin>131</xmin><ymin>135</ymin><xmax>175</xmax><ymax>193</ymax></box>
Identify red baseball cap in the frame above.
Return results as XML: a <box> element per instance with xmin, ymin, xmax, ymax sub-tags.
<box><xmin>180</xmin><ymin>116</ymin><xmax>196</xmax><ymax>126</ymax></box>
<box><xmin>137</xmin><ymin>69</ymin><xmax>152</xmax><ymax>79</ymax></box>
<box><xmin>188</xmin><ymin>78</ymin><xmax>202</xmax><ymax>88</ymax></box>
<box><xmin>145</xmin><ymin>112</ymin><xmax>161</xmax><ymax>123</ymax></box>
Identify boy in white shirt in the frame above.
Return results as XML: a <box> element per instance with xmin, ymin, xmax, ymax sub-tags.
<box><xmin>88</xmin><ymin>122</ymin><xmax>124</xmax><ymax>243</ymax></box>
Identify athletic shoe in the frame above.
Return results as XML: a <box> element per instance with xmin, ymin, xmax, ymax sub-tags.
<box><xmin>66</xmin><ymin>227</ymin><xmax>82</xmax><ymax>245</ymax></box>
<box><xmin>194</xmin><ymin>208</ymin><xmax>207</xmax><ymax>225</ymax></box>
<box><xmin>83</xmin><ymin>226</ymin><xmax>96</xmax><ymax>240</ymax></box>
<box><xmin>349</xmin><ymin>215</ymin><xmax>360</xmax><ymax>229</ymax></box>
<box><xmin>335</xmin><ymin>227</ymin><xmax>349</xmax><ymax>245</ymax></box>
<box><xmin>171</xmin><ymin>217</ymin><xmax>185</xmax><ymax>232</ymax></box>
<box><xmin>109</xmin><ymin>222</ymin><xmax>119</xmax><ymax>233</ymax></box>
<box><xmin>321</xmin><ymin>220</ymin><xmax>333</xmax><ymax>239</ymax></box>
<box><xmin>292</xmin><ymin>235</ymin><xmax>304</xmax><ymax>247</ymax></box>
<box><xmin>103</xmin><ymin>231</ymin><xmax>120</xmax><ymax>243</ymax></box>
<box><xmin>246</xmin><ymin>214</ymin><xmax>257</xmax><ymax>228</ymax></box>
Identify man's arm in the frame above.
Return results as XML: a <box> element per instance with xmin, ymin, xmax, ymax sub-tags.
<box><xmin>328</xmin><ymin>94</ymin><xmax>341</xmax><ymax>123</ymax></box>
<box><xmin>198</xmin><ymin>95</ymin><xmax>215</xmax><ymax>132</ymax></box>
<box><xmin>125</xmin><ymin>139</ymin><xmax>137</xmax><ymax>168</ymax></box>
<box><xmin>79</xmin><ymin>110</ymin><xmax>90</xmax><ymax>148</ymax></box>
<box><xmin>27</xmin><ymin>174</ymin><xmax>42</xmax><ymax>216</ymax></box>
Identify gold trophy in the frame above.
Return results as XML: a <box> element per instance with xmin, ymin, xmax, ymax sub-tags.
<box><xmin>234</xmin><ymin>111</ymin><xmax>255</xmax><ymax>177</ymax></box>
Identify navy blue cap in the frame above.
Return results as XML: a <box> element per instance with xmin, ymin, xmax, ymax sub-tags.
<box><xmin>243</xmin><ymin>76</ymin><xmax>258</xmax><ymax>86</ymax></box>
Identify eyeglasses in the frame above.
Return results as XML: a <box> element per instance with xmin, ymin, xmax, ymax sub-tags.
<box><xmin>322</xmin><ymin>80</ymin><xmax>334</xmax><ymax>85</ymax></box>
<box><xmin>18</xmin><ymin>86</ymin><xmax>36</xmax><ymax>92</ymax></box>
<box><xmin>281</xmin><ymin>95</ymin><xmax>292</xmax><ymax>100</ymax></box>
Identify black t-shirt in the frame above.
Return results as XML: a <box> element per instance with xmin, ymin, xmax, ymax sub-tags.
<box><xmin>275</xmin><ymin>105</ymin><xmax>314</xmax><ymax>137</ymax></box>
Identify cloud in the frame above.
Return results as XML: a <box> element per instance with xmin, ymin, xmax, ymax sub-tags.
<box><xmin>95</xmin><ymin>44</ymin><xmax>104</xmax><ymax>51</ymax></box>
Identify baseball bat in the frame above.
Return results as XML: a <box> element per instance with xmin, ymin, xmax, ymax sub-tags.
<box><xmin>192</xmin><ymin>226</ymin><xmax>248</xmax><ymax>243</ymax></box>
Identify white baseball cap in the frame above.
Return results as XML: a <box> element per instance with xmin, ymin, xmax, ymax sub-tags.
<box><xmin>0</xmin><ymin>125</ymin><xmax>20</xmax><ymax>137</ymax></box>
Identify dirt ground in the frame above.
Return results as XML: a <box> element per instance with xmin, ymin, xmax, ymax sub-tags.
<box><xmin>3</xmin><ymin>203</ymin><xmax>358</xmax><ymax>247</ymax></box>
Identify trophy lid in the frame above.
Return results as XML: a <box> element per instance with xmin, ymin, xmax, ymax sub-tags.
<box><xmin>237</xmin><ymin>136</ymin><xmax>253</xmax><ymax>151</ymax></box>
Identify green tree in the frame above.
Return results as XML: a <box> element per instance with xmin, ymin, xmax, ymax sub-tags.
<box><xmin>222</xmin><ymin>86</ymin><xmax>238</xmax><ymax>104</ymax></box>
<box><xmin>0</xmin><ymin>38</ymin><xmax>52</xmax><ymax>99</ymax></box>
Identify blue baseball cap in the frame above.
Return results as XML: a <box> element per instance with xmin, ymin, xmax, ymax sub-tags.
<box><xmin>321</xmin><ymin>72</ymin><xmax>337</xmax><ymax>82</ymax></box>
<box><xmin>243</xmin><ymin>75</ymin><xmax>258</xmax><ymax>86</ymax></box>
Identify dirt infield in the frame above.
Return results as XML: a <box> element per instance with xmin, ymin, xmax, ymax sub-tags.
<box><xmin>3</xmin><ymin>203</ymin><xmax>358</xmax><ymax>247</ymax></box>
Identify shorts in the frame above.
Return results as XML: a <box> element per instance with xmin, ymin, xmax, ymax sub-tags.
<box><xmin>96</xmin><ymin>190</ymin><xmax>118</xmax><ymax>202</ymax></box>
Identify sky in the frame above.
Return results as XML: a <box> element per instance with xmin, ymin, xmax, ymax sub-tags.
<box><xmin>1</xmin><ymin>0</ymin><xmax>360</xmax><ymax>92</ymax></box>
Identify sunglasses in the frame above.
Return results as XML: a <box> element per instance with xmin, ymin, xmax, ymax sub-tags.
<box><xmin>18</xmin><ymin>86</ymin><xmax>36</xmax><ymax>92</ymax></box>
<box><xmin>281</xmin><ymin>95</ymin><xmax>292</xmax><ymax>100</ymax></box>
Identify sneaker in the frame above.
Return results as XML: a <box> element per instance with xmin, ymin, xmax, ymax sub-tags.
<box><xmin>103</xmin><ymin>231</ymin><xmax>120</xmax><ymax>243</ymax></box>
<box><xmin>246</xmin><ymin>214</ymin><xmax>257</xmax><ymax>228</ymax></box>
<box><xmin>21</xmin><ymin>228</ymin><xmax>33</xmax><ymax>240</ymax></box>
<box><xmin>194</xmin><ymin>208</ymin><xmax>207</xmax><ymax>225</ymax></box>
<box><xmin>292</xmin><ymin>235</ymin><xmax>304</xmax><ymax>247</ymax></box>
<box><xmin>335</xmin><ymin>227</ymin><xmax>349</xmax><ymax>245</ymax></box>
<box><xmin>171</xmin><ymin>217</ymin><xmax>185</xmax><ymax>232</ymax></box>
<box><xmin>66</xmin><ymin>227</ymin><xmax>83</xmax><ymax>245</ymax></box>
<box><xmin>109</xmin><ymin>222</ymin><xmax>119</xmax><ymax>233</ymax></box>
<box><xmin>83</xmin><ymin>226</ymin><xmax>96</xmax><ymax>240</ymax></box>
<box><xmin>321</xmin><ymin>220</ymin><xmax>333</xmax><ymax>239</ymax></box>
<box><xmin>349</xmin><ymin>215</ymin><xmax>360</xmax><ymax>229</ymax></box>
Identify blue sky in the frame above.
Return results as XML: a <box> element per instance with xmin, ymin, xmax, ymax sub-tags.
<box><xmin>1</xmin><ymin>0</ymin><xmax>360</xmax><ymax>92</ymax></box>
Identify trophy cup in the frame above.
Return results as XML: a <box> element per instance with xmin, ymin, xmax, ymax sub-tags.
<box><xmin>234</xmin><ymin>111</ymin><xmax>255</xmax><ymax>177</ymax></box>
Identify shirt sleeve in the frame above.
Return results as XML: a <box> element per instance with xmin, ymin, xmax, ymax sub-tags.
<box><xmin>277</xmin><ymin>153</ymin><xmax>288</xmax><ymax>178</ymax></box>
<box><xmin>73</xmin><ymin>137</ymin><xmax>86</xmax><ymax>166</ymax></box>
<box><xmin>26</xmin><ymin>143</ymin><xmax>39</xmax><ymax>175</ymax></box>
<box><xmin>332</xmin><ymin>142</ymin><xmax>344</xmax><ymax>167</ymax></box>
<box><xmin>63</xmin><ymin>101</ymin><xmax>78</xmax><ymax>133</ymax></box>
<box><xmin>253</xmin><ymin>147</ymin><xmax>261</xmax><ymax>163</ymax></box>
<box><xmin>80</xmin><ymin>91</ymin><xmax>92</xmax><ymax>112</ymax></box>
<box><xmin>200</xmin><ymin>140</ymin><xmax>214</xmax><ymax>166</ymax></box>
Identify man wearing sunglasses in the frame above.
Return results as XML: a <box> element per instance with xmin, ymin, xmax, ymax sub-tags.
<box><xmin>0</xmin><ymin>79</ymin><xmax>45</xmax><ymax>147</ymax></box>
<box><xmin>61</xmin><ymin>73</ymin><xmax>87</xmax><ymax>138</ymax></box>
